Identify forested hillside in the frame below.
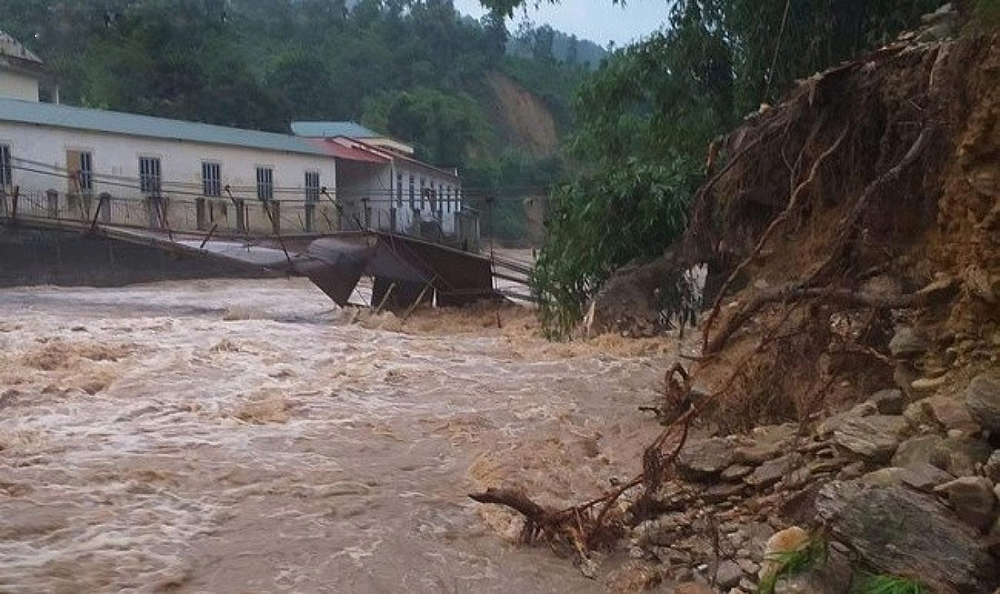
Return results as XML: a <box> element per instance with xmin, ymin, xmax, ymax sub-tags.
<box><xmin>0</xmin><ymin>0</ymin><xmax>594</xmax><ymax>237</ymax></box>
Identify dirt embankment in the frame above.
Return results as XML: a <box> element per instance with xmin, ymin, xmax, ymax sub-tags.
<box><xmin>486</xmin><ymin>72</ymin><xmax>559</xmax><ymax>158</ymax></box>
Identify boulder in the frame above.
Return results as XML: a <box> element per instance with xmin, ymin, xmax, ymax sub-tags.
<box><xmin>923</xmin><ymin>394</ymin><xmax>980</xmax><ymax>433</ymax></box>
<box><xmin>721</xmin><ymin>465</ymin><xmax>754</xmax><ymax>482</ymax></box>
<box><xmin>965</xmin><ymin>373</ymin><xmax>1000</xmax><ymax>432</ymax></box>
<box><xmin>869</xmin><ymin>388</ymin><xmax>905</xmax><ymax>415</ymax></box>
<box><xmin>934</xmin><ymin>476</ymin><xmax>998</xmax><ymax>532</ymax></box>
<box><xmin>984</xmin><ymin>450</ymin><xmax>1000</xmax><ymax>483</ymax></box>
<box><xmin>862</xmin><ymin>463</ymin><xmax>952</xmax><ymax>492</ymax></box>
<box><xmin>677</xmin><ymin>437</ymin><xmax>736</xmax><ymax>480</ymax></box>
<box><xmin>816</xmin><ymin>480</ymin><xmax>999</xmax><ymax>593</ymax></box>
<box><xmin>892</xmin><ymin>434</ymin><xmax>944</xmax><ymax>468</ymax></box>
<box><xmin>758</xmin><ymin>526</ymin><xmax>811</xmax><ymax>584</ymax></box>
<box><xmin>715</xmin><ymin>560</ymin><xmax>744</xmax><ymax>589</ymax></box>
<box><xmin>931</xmin><ymin>436</ymin><xmax>993</xmax><ymax>477</ymax></box>
<box><xmin>833</xmin><ymin>415</ymin><xmax>910</xmax><ymax>462</ymax></box>
<box><xmin>746</xmin><ymin>454</ymin><xmax>796</xmax><ymax>488</ymax></box>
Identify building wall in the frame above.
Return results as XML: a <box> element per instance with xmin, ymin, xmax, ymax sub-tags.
<box><xmin>0</xmin><ymin>70</ymin><xmax>39</xmax><ymax>101</ymax></box>
<box><xmin>336</xmin><ymin>160</ymin><xmax>392</xmax><ymax>231</ymax></box>
<box><xmin>0</xmin><ymin>121</ymin><xmax>338</xmax><ymax>235</ymax></box>
<box><xmin>393</xmin><ymin>164</ymin><xmax>461</xmax><ymax>235</ymax></box>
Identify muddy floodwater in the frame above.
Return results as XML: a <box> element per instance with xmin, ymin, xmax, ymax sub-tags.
<box><xmin>0</xmin><ymin>278</ymin><xmax>676</xmax><ymax>593</ymax></box>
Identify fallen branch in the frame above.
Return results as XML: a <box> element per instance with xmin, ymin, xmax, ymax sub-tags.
<box><xmin>705</xmin><ymin>285</ymin><xmax>920</xmax><ymax>355</ymax></box>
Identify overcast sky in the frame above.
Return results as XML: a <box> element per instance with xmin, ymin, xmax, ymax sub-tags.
<box><xmin>452</xmin><ymin>0</ymin><xmax>672</xmax><ymax>48</ymax></box>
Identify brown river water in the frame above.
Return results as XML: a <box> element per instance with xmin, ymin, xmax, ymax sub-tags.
<box><xmin>0</xmin><ymin>278</ymin><xmax>678</xmax><ymax>593</ymax></box>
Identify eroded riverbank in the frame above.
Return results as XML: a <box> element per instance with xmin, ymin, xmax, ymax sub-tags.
<box><xmin>0</xmin><ymin>278</ymin><xmax>675</xmax><ymax>593</ymax></box>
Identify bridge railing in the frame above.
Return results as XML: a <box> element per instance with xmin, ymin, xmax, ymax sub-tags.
<box><xmin>0</xmin><ymin>188</ymin><xmax>481</xmax><ymax>249</ymax></box>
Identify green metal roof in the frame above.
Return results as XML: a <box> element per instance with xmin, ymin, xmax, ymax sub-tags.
<box><xmin>290</xmin><ymin>121</ymin><xmax>380</xmax><ymax>138</ymax></box>
<box><xmin>0</xmin><ymin>97</ymin><xmax>328</xmax><ymax>156</ymax></box>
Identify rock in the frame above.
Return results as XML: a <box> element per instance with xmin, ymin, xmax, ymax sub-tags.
<box><xmin>923</xmin><ymin>395</ymin><xmax>980</xmax><ymax>433</ymax></box>
<box><xmin>931</xmin><ymin>436</ymin><xmax>993</xmax><ymax>477</ymax></box>
<box><xmin>673</xmin><ymin>583</ymin><xmax>714</xmax><ymax>594</ymax></box>
<box><xmin>746</xmin><ymin>454</ymin><xmax>796</xmax><ymax>488</ymax></box>
<box><xmin>605</xmin><ymin>560</ymin><xmax>663</xmax><ymax>593</ymax></box>
<box><xmin>736</xmin><ymin>558</ymin><xmax>759</xmax><ymax>575</ymax></box>
<box><xmin>965</xmin><ymin>373</ymin><xmax>1000</xmax><ymax>432</ymax></box>
<box><xmin>894</xmin><ymin>363</ymin><xmax>919</xmax><ymax>399</ymax></box>
<box><xmin>869</xmin><ymin>388</ymin><xmax>905</xmax><ymax>415</ymax></box>
<box><xmin>817</xmin><ymin>403</ymin><xmax>877</xmax><ymax>436</ymax></box>
<box><xmin>915</xmin><ymin>276</ymin><xmax>959</xmax><ymax>306</ymax></box>
<box><xmin>758</xmin><ymin>526</ymin><xmax>811</xmax><ymax>583</ymax></box>
<box><xmin>721</xmin><ymin>465</ymin><xmax>754</xmax><ymax>482</ymax></box>
<box><xmin>715</xmin><ymin>560</ymin><xmax>744</xmax><ymax>589</ymax></box>
<box><xmin>861</xmin><ymin>464</ymin><xmax>953</xmax><ymax>492</ymax></box>
<box><xmin>816</xmin><ymin>480</ymin><xmax>999</xmax><ymax>593</ymax></box>
<box><xmin>833</xmin><ymin>415</ymin><xmax>910</xmax><ymax>462</ymax></box>
<box><xmin>772</xmin><ymin>545</ymin><xmax>853</xmax><ymax>594</ymax></box>
<box><xmin>911</xmin><ymin>375</ymin><xmax>948</xmax><ymax>397</ymax></box>
<box><xmin>677</xmin><ymin>437</ymin><xmax>736</xmax><ymax>480</ymax></box>
<box><xmin>903</xmin><ymin>400</ymin><xmax>935</xmax><ymax>430</ymax></box>
<box><xmin>703</xmin><ymin>483</ymin><xmax>745</xmax><ymax>504</ymax></box>
<box><xmin>901</xmin><ymin>463</ymin><xmax>956</xmax><ymax>492</ymax></box>
<box><xmin>837</xmin><ymin>460</ymin><xmax>867</xmax><ymax>480</ymax></box>
<box><xmin>934</xmin><ymin>476</ymin><xmax>998</xmax><ymax>531</ymax></box>
<box><xmin>892</xmin><ymin>434</ymin><xmax>944</xmax><ymax>468</ymax></box>
<box><xmin>984</xmin><ymin>450</ymin><xmax>1000</xmax><ymax>483</ymax></box>
<box><xmin>890</xmin><ymin>326</ymin><xmax>928</xmax><ymax>358</ymax></box>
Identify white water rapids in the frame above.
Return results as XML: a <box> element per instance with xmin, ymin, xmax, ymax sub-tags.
<box><xmin>0</xmin><ymin>278</ymin><xmax>676</xmax><ymax>593</ymax></box>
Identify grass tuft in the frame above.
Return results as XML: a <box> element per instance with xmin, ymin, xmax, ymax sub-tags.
<box><xmin>853</xmin><ymin>573</ymin><xmax>929</xmax><ymax>594</ymax></box>
<box><xmin>758</xmin><ymin>534</ymin><xmax>827</xmax><ymax>594</ymax></box>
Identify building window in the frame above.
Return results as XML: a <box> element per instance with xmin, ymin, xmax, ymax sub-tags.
<box><xmin>304</xmin><ymin>171</ymin><xmax>320</xmax><ymax>203</ymax></box>
<box><xmin>445</xmin><ymin>186</ymin><xmax>451</xmax><ymax>213</ymax></box>
<box><xmin>0</xmin><ymin>145</ymin><xmax>11</xmax><ymax>192</ymax></box>
<box><xmin>79</xmin><ymin>152</ymin><xmax>93</xmax><ymax>193</ymax></box>
<box><xmin>419</xmin><ymin>177</ymin><xmax>426</xmax><ymax>209</ymax></box>
<box><xmin>202</xmin><ymin>162</ymin><xmax>221</xmax><ymax>197</ymax></box>
<box><xmin>139</xmin><ymin>156</ymin><xmax>161</xmax><ymax>195</ymax></box>
<box><xmin>256</xmin><ymin>167</ymin><xmax>273</xmax><ymax>201</ymax></box>
<box><xmin>408</xmin><ymin>174</ymin><xmax>415</xmax><ymax>209</ymax></box>
<box><xmin>396</xmin><ymin>172</ymin><xmax>403</xmax><ymax>207</ymax></box>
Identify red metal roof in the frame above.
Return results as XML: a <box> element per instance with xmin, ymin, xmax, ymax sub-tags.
<box><xmin>307</xmin><ymin>138</ymin><xmax>389</xmax><ymax>163</ymax></box>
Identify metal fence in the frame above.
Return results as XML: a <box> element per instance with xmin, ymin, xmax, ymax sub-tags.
<box><xmin>0</xmin><ymin>188</ymin><xmax>481</xmax><ymax>249</ymax></box>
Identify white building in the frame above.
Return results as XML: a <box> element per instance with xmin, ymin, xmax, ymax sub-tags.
<box><xmin>291</xmin><ymin>122</ymin><xmax>465</xmax><ymax>237</ymax></box>
<box><xmin>0</xmin><ymin>31</ymin><xmax>56</xmax><ymax>103</ymax></box>
<box><xmin>0</xmin><ymin>98</ymin><xmax>339</xmax><ymax>235</ymax></box>
<box><xmin>0</xmin><ymin>31</ymin><xmax>468</xmax><ymax>241</ymax></box>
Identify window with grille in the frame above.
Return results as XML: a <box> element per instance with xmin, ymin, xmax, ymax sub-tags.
<box><xmin>396</xmin><ymin>173</ymin><xmax>403</xmax><ymax>207</ymax></box>
<box><xmin>80</xmin><ymin>152</ymin><xmax>93</xmax><ymax>192</ymax></box>
<box><xmin>419</xmin><ymin>177</ymin><xmax>426</xmax><ymax>209</ymax></box>
<box><xmin>408</xmin><ymin>174</ymin><xmax>415</xmax><ymax>209</ymax></box>
<box><xmin>139</xmin><ymin>156</ymin><xmax>161</xmax><ymax>195</ymax></box>
<box><xmin>202</xmin><ymin>162</ymin><xmax>221</xmax><ymax>197</ymax></box>
<box><xmin>1</xmin><ymin>145</ymin><xmax>12</xmax><ymax>192</ymax></box>
<box><xmin>304</xmin><ymin>171</ymin><xmax>320</xmax><ymax>203</ymax></box>
<box><xmin>256</xmin><ymin>167</ymin><xmax>273</xmax><ymax>201</ymax></box>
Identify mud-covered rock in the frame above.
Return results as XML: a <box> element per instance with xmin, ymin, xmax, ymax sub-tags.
<box><xmin>816</xmin><ymin>480</ymin><xmax>999</xmax><ymax>594</ymax></box>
